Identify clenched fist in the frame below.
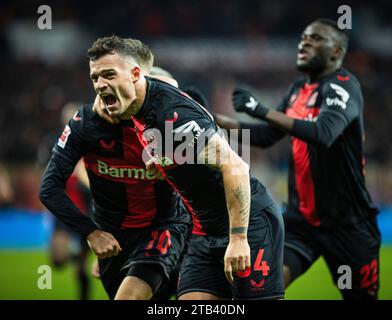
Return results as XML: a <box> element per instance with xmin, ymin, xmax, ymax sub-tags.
<box><xmin>232</xmin><ymin>88</ymin><xmax>269</xmax><ymax>119</ymax></box>
<box><xmin>224</xmin><ymin>235</ymin><xmax>251</xmax><ymax>283</ymax></box>
<box><xmin>87</xmin><ymin>229</ymin><xmax>122</xmax><ymax>259</ymax></box>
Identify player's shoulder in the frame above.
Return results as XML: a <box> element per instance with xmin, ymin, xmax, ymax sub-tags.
<box><xmin>148</xmin><ymin>79</ymin><xmax>216</xmax><ymax>134</ymax></box>
<box><xmin>148</xmin><ymin>77</ymin><xmax>189</xmax><ymax>104</ymax></box>
<box><xmin>67</xmin><ymin>103</ymin><xmax>86</xmax><ymax>124</ymax></box>
<box><xmin>148</xmin><ymin>77</ymin><xmax>200</xmax><ymax>115</ymax></box>
<box><xmin>147</xmin><ymin>75</ymin><xmax>178</xmax><ymax>89</ymax></box>
<box><xmin>75</xmin><ymin>104</ymin><xmax>94</xmax><ymax>119</ymax></box>
<box><xmin>322</xmin><ymin>68</ymin><xmax>362</xmax><ymax>93</ymax></box>
<box><xmin>66</xmin><ymin>103</ymin><xmax>105</xmax><ymax>136</ymax></box>
<box><xmin>71</xmin><ymin>103</ymin><xmax>107</xmax><ymax>126</ymax></box>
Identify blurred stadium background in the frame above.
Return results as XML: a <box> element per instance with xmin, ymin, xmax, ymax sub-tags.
<box><xmin>0</xmin><ymin>0</ymin><xmax>391</xmax><ymax>299</ymax></box>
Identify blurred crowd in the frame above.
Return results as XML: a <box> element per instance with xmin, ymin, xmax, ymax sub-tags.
<box><xmin>2</xmin><ymin>0</ymin><xmax>390</xmax><ymax>37</ymax></box>
<box><xmin>0</xmin><ymin>0</ymin><xmax>391</xmax><ymax>209</ymax></box>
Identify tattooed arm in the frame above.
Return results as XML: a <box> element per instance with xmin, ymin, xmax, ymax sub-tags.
<box><xmin>199</xmin><ymin>133</ymin><xmax>251</xmax><ymax>282</ymax></box>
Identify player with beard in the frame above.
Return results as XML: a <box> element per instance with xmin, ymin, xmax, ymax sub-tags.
<box><xmin>39</xmin><ymin>38</ymin><xmax>190</xmax><ymax>300</ymax></box>
<box><xmin>90</xmin><ymin>35</ymin><xmax>285</xmax><ymax>300</ymax></box>
<box><xmin>90</xmin><ymin>61</ymin><xmax>189</xmax><ymax>300</ymax></box>
<box><xmin>215</xmin><ymin>19</ymin><xmax>381</xmax><ymax>300</ymax></box>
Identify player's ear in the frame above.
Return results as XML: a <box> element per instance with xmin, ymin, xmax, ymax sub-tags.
<box><xmin>331</xmin><ymin>45</ymin><xmax>342</xmax><ymax>62</ymax></box>
<box><xmin>131</xmin><ymin>66</ymin><xmax>141</xmax><ymax>83</ymax></box>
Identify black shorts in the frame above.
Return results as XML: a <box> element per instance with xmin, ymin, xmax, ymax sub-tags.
<box><xmin>284</xmin><ymin>212</ymin><xmax>381</xmax><ymax>299</ymax></box>
<box><xmin>98</xmin><ymin>221</ymin><xmax>189</xmax><ymax>299</ymax></box>
<box><xmin>177</xmin><ymin>203</ymin><xmax>285</xmax><ymax>300</ymax></box>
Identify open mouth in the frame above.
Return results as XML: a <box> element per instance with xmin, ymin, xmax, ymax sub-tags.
<box><xmin>101</xmin><ymin>93</ymin><xmax>117</xmax><ymax>110</ymax></box>
<box><xmin>102</xmin><ymin>94</ymin><xmax>117</xmax><ymax>107</ymax></box>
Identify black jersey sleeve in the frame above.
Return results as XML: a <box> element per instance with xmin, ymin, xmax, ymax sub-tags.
<box><xmin>290</xmin><ymin>77</ymin><xmax>362</xmax><ymax>147</ymax></box>
<box><xmin>154</xmin><ymin>98</ymin><xmax>218</xmax><ymax>165</ymax></box>
<box><xmin>238</xmin><ymin>87</ymin><xmax>291</xmax><ymax>147</ymax></box>
<box><xmin>239</xmin><ymin>122</ymin><xmax>286</xmax><ymax>148</ymax></box>
<box><xmin>39</xmin><ymin>108</ymin><xmax>98</xmax><ymax>236</ymax></box>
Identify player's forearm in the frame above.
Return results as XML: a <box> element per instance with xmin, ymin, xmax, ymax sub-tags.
<box><xmin>40</xmin><ymin>180</ymin><xmax>98</xmax><ymax>235</ymax></box>
<box><xmin>200</xmin><ymin>134</ymin><xmax>251</xmax><ymax>235</ymax></box>
<box><xmin>264</xmin><ymin>109</ymin><xmax>346</xmax><ymax>147</ymax></box>
<box><xmin>263</xmin><ymin>109</ymin><xmax>295</xmax><ymax>132</ymax></box>
<box><xmin>221</xmin><ymin>160</ymin><xmax>251</xmax><ymax>238</ymax></box>
<box><xmin>290</xmin><ymin>113</ymin><xmax>348</xmax><ymax>147</ymax></box>
<box><xmin>240</xmin><ymin>121</ymin><xmax>287</xmax><ymax>148</ymax></box>
<box><xmin>214</xmin><ymin>113</ymin><xmax>241</xmax><ymax>130</ymax></box>
<box><xmin>39</xmin><ymin>158</ymin><xmax>98</xmax><ymax>236</ymax></box>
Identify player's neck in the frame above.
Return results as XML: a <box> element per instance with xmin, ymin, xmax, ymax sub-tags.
<box><xmin>307</xmin><ymin>64</ymin><xmax>341</xmax><ymax>83</ymax></box>
<box><xmin>308</xmin><ymin>69</ymin><xmax>338</xmax><ymax>83</ymax></box>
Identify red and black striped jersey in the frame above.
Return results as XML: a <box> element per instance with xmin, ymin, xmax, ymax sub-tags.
<box><xmin>40</xmin><ymin>104</ymin><xmax>189</xmax><ymax>235</ymax></box>
<box><xmin>131</xmin><ymin>78</ymin><xmax>275</xmax><ymax>237</ymax></box>
<box><xmin>241</xmin><ymin>68</ymin><xmax>379</xmax><ymax>228</ymax></box>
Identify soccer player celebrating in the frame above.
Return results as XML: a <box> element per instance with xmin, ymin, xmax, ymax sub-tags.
<box><xmin>90</xmin><ymin>36</ymin><xmax>285</xmax><ymax>300</ymax></box>
<box><xmin>216</xmin><ymin>19</ymin><xmax>381</xmax><ymax>300</ymax></box>
<box><xmin>90</xmin><ymin>49</ymin><xmax>186</xmax><ymax>299</ymax></box>
<box><xmin>39</xmin><ymin>39</ymin><xmax>190</xmax><ymax>300</ymax></box>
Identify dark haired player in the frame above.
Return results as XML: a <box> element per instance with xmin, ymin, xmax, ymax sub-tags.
<box><xmin>39</xmin><ymin>38</ymin><xmax>190</xmax><ymax>300</ymax></box>
<box><xmin>89</xmin><ymin>35</ymin><xmax>285</xmax><ymax>300</ymax></box>
<box><xmin>216</xmin><ymin>19</ymin><xmax>381</xmax><ymax>300</ymax></box>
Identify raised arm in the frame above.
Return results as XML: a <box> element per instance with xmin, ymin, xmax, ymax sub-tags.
<box><xmin>215</xmin><ymin>113</ymin><xmax>287</xmax><ymax>148</ymax></box>
<box><xmin>232</xmin><ymin>79</ymin><xmax>362</xmax><ymax>147</ymax></box>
